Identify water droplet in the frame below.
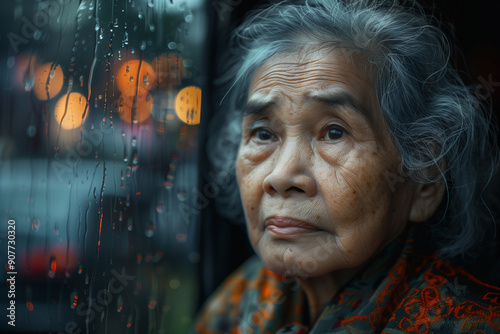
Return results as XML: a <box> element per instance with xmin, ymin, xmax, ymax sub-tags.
<box><xmin>129</xmin><ymin>76</ymin><xmax>134</xmax><ymax>82</ymax></box>
<box><xmin>131</xmin><ymin>137</ymin><xmax>137</xmax><ymax>147</ymax></box>
<box><xmin>140</xmin><ymin>40</ymin><xmax>146</xmax><ymax>50</ymax></box>
<box><xmin>6</xmin><ymin>56</ymin><xmax>15</xmax><ymax>68</ymax></box>
<box><xmin>145</xmin><ymin>229</ymin><xmax>154</xmax><ymax>238</ymax></box>
<box><xmin>156</xmin><ymin>205</ymin><xmax>164</xmax><ymax>213</ymax></box>
<box><xmin>142</xmin><ymin>73</ymin><xmax>150</xmax><ymax>86</ymax></box>
<box><xmin>27</xmin><ymin>125</ymin><xmax>37</xmax><ymax>137</ymax></box>
<box><xmin>70</xmin><ymin>291</ymin><xmax>78</xmax><ymax>309</ymax></box>
<box><xmin>48</xmin><ymin>257</ymin><xmax>57</xmax><ymax>278</ymax></box>
<box><xmin>176</xmin><ymin>233</ymin><xmax>187</xmax><ymax>243</ymax></box>
<box><xmin>149</xmin><ymin>24</ymin><xmax>155</xmax><ymax>32</ymax></box>
<box><xmin>148</xmin><ymin>300</ymin><xmax>157</xmax><ymax>309</ymax></box>
<box><xmin>116</xmin><ymin>295</ymin><xmax>124</xmax><ymax>312</ymax></box>
<box><xmin>138</xmin><ymin>11</ymin><xmax>143</xmax><ymax>19</ymax></box>
<box><xmin>185</xmin><ymin>14</ymin><xmax>193</xmax><ymax>23</ymax></box>
<box><xmin>168</xmin><ymin>42</ymin><xmax>177</xmax><ymax>50</ymax></box>
<box><xmin>32</xmin><ymin>219</ymin><xmax>40</xmax><ymax>231</ymax></box>
<box><xmin>177</xmin><ymin>192</ymin><xmax>187</xmax><ymax>201</ymax></box>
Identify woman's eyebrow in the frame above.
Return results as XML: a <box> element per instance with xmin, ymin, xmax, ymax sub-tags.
<box><xmin>305</xmin><ymin>90</ymin><xmax>373</xmax><ymax>123</ymax></box>
<box><xmin>243</xmin><ymin>99</ymin><xmax>276</xmax><ymax>117</ymax></box>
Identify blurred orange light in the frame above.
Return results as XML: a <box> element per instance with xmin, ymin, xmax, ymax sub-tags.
<box><xmin>54</xmin><ymin>92</ymin><xmax>88</xmax><ymax>130</ymax></box>
<box><xmin>116</xmin><ymin>60</ymin><xmax>155</xmax><ymax>96</ymax></box>
<box><xmin>33</xmin><ymin>62</ymin><xmax>64</xmax><ymax>100</ymax></box>
<box><xmin>26</xmin><ymin>302</ymin><xmax>34</xmax><ymax>311</ymax></box>
<box><xmin>117</xmin><ymin>93</ymin><xmax>154</xmax><ymax>123</ymax></box>
<box><xmin>175</xmin><ymin>86</ymin><xmax>201</xmax><ymax>125</ymax></box>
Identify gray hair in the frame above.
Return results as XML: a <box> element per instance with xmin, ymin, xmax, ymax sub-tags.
<box><xmin>208</xmin><ymin>0</ymin><xmax>498</xmax><ymax>259</ymax></box>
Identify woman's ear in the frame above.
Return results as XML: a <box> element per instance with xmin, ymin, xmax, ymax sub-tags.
<box><xmin>408</xmin><ymin>181</ymin><xmax>446</xmax><ymax>222</ymax></box>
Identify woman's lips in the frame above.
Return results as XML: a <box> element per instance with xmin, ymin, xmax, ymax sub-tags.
<box><xmin>265</xmin><ymin>216</ymin><xmax>320</xmax><ymax>236</ymax></box>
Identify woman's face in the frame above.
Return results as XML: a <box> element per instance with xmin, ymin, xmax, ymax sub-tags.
<box><xmin>236</xmin><ymin>48</ymin><xmax>420</xmax><ymax>279</ymax></box>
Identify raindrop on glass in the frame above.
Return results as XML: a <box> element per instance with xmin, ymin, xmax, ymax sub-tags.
<box><xmin>116</xmin><ymin>295</ymin><xmax>124</xmax><ymax>312</ymax></box>
<box><xmin>27</xmin><ymin>125</ymin><xmax>37</xmax><ymax>137</ymax></box>
<box><xmin>32</xmin><ymin>219</ymin><xmax>40</xmax><ymax>231</ymax></box>
<box><xmin>142</xmin><ymin>74</ymin><xmax>150</xmax><ymax>86</ymax></box>
<box><xmin>177</xmin><ymin>192</ymin><xmax>187</xmax><ymax>201</ymax></box>
<box><xmin>168</xmin><ymin>42</ymin><xmax>177</xmax><ymax>50</ymax></box>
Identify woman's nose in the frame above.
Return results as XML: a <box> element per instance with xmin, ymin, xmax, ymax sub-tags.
<box><xmin>262</xmin><ymin>140</ymin><xmax>317</xmax><ymax>197</ymax></box>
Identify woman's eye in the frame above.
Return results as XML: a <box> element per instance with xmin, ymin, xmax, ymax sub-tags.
<box><xmin>253</xmin><ymin>129</ymin><xmax>275</xmax><ymax>141</ymax></box>
<box><xmin>324</xmin><ymin>127</ymin><xmax>346</xmax><ymax>141</ymax></box>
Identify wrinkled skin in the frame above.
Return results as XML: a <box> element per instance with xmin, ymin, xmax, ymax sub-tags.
<box><xmin>235</xmin><ymin>47</ymin><xmax>435</xmax><ymax>322</ymax></box>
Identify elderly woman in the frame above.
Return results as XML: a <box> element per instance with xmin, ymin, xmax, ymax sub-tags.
<box><xmin>193</xmin><ymin>0</ymin><xmax>500</xmax><ymax>333</ymax></box>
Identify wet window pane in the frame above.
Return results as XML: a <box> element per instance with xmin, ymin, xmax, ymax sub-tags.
<box><xmin>1</xmin><ymin>0</ymin><xmax>206</xmax><ymax>332</ymax></box>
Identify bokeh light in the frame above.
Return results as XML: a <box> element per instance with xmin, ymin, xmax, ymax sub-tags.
<box><xmin>116</xmin><ymin>60</ymin><xmax>155</xmax><ymax>96</ymax></box>
<box><xmin>33</xmin><ymin>62</ymin><xmax>64</xmax><ymax>100</ymax></box>
<box><xmin>117</xmin><ymin>93</ymin><xmax>154</xmax><ymax>123</ymax></box>
<box><xmin>175</xmin><ymin>86</ymin><xmax>201</xmax><ymax>125</ymax></box>
<box><xmin>54</xmin><ymin>92</ymin><xmax>88</xmax><ymax>130</ymax></box>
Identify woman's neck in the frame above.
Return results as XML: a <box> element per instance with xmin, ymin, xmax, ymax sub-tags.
<box><xmin>297</xmin><ymin>266</ymin><xmax>364</xmax><ymax>325</ymax></box>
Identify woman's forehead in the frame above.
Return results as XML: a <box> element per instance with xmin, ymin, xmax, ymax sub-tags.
<box><xmin>247</xmin><ymin>48</ymin><xmax>379</xmax><ymax>118</ymax></box>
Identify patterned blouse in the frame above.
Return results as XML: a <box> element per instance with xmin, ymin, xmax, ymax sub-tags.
<box><xmin>192</xmin><ymin>227</ymin><xmax>500</xmax><ymax>333</ymax></box>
